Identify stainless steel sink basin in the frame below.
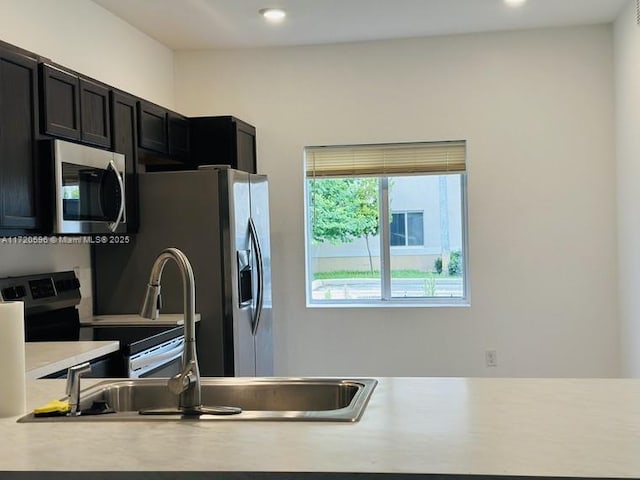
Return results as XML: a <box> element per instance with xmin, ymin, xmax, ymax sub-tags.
<box><xmin>19</xmin><ymin>378</ymin><xmax>377</xmax><ymax>422</ymax></box>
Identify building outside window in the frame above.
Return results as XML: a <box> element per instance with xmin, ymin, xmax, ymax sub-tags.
<box><xmin>304</xmin><ymin>141</ymin><xmax>469</xmax><ymax>306</ymax></box>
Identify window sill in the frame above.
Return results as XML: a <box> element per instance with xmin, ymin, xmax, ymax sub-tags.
<box><xmin>306</xmin><ymin>299</ymin><xmax>470</xmax><ymax>308</ymax></box>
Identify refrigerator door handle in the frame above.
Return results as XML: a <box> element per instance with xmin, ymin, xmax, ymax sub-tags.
<box><xmin>248</xmin><ymin>217</ymin><xmax>264</xmax><ymax>335</ymax></box>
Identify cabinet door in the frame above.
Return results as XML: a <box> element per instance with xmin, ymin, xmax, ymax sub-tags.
<box><xmin>168</xmin><ymin>112</ymin><xmax>190</xmax><ymax>160</ymax></box>
<box><xmin>80</xmin><ymin>78</ymin><xmax>111</xmax><ymax>147</ymax></box>
<box><xmin>40</xmin><ymin>63</ymin><xmax>80</xmax><ymax>140</ymax></box>
<box><xmin>137</xmin><ymin>101</ymin><xmax>167</xmax><ymax>153</ymax></box>
<box><xmin>189</xmin><ymin>116</ymin><xmax>257</xmax><ymax>173</ymax></box>
<box><xmin>0</xmin><ymin>49</ymin><xmax>42</xmax><ymax>230</ymax></box>
<box><xmin>111</xmin><ymin>91</ymin><xmax>139</xmax><ymax>232</ymax></box>
<box><xmin>235</xmin><ymin>121</ymin><xmax>257</xmax><ymax>174</ymax></box>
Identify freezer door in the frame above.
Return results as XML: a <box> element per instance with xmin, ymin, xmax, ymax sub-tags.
<box><xmin>227</xmin><ymin>169</ymin><xmax>257</xmax><ymax>376</ymax></box>
<box><xmin>249</xmin><ymin>174</ymin><xmax>274</xmax><ymax>376</ymax></box>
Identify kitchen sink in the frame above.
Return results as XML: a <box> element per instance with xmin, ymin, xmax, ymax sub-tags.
<box><xmin>18</xmin><ymin>377</ymin><xmax>377</xmax><ymax>422</ymax></box>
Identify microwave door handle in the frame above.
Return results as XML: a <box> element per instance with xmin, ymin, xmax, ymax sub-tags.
<box><xmin>107</xmin><ymin>159</ymin><xmax>125</xmax><ymax>233</ymax></box>
<box><xmin>249</xmin><ymin>217</ymin><xmax>264</xmax><ymax>335</ymax></box>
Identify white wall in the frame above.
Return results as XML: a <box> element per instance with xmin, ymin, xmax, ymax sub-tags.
<box><xmin>0</xmin><ymin>0</ymin><xmax>175</xmax><ymax>107</ymax></box>
<box><xmin>176</xmin><ymin>25</ymin><xmax>619</xmax><ymax>377</ymax></box>
<box><xmin>0</xmin><ymin>0</ymin><xmax>175</xmax><ymax>315</ymax></box>
<box><xmin>615</xmin><ymin>0</ymin><xmax>640</xmax><ymax>377</ymax></box>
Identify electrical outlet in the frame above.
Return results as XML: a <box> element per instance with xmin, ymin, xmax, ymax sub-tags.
<box><xmin>485</xmin><ymin>350</ymin><xmax>497</xmax><ymax>367</ymax></box>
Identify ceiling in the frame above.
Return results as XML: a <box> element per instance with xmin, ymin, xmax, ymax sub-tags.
<box><xmin>91</xmin><ymin>0</ymin><xmax>629</xmax><ymax>50</ymax></box>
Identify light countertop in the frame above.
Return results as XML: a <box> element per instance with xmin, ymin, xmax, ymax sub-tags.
<box><xmin>1</xmin><ymin>377</ymin><xmax>639</xmax><ymax>478</ymax></box>
<box><xmin>24</xmin><ymin>341</ymin><xmax>120</xmax><ymax>379</ymax></box>
<box><xmin>80</xmin><ymin>313</ymin><xmax>200</xmax><ymax>326</ymax></box>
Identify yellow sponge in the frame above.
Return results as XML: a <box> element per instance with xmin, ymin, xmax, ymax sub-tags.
<box><xmin>33</xmin><ymin>399</ymin><xmax>71</xmax><ymax>417</ymax></box>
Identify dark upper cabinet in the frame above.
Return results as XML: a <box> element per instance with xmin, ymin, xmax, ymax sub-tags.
<box><xmin>40</xmin><ymin>63</ymin><xmax>111</xmax><ymax>147</ymax></box>
<box><xmin>190</xmin><ymin>116</ymin><xmax>257</xmax><ymax>173</ymax></box>
<box><xmin>138</xmin><ymin>100</ymin><xmax>190</xmax><ymax>160</ymax></box>
<box><xmin>0</xmin><ymin>38</ymin><xmax>202</xmax><ymax>235</ymax></box>
<box><xmin>168</xmin><ymin>112</ymin><xmax>190</xmax><ymax>160</ymax></box>
<box><xmin>40</xmin><ymin>63</ymin><xmax>80</xmax><ymax>141</ymax></box>
<box><xmin>137</xmin><ymin>100</ymin><xmax>167</xmax><ymax>153</ymax></box>
<box><xmin>79</xmin><ymin>78</ymin><xmax>111</xmax><ymax>147</ymax></box>
<box><xmin>111</xmin><ymin>90</ymin><xmax>139</xmax><ymax>232</ymax></box>
<box><xmin>0</xmin><ymin>45</ymin><xmax>43</xmax><ymax>231</ymax></box>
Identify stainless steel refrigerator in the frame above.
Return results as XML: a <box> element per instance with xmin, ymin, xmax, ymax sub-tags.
<box><xmin>92</xmin><ymin>166</ymin><xmax>273</xmax><ymax>377</ymax></box>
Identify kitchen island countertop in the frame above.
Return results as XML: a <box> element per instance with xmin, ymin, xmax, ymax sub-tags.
<box><xmin>1</xmin><ymin>377</ymin><xmax>639</xmax><ymax>479</ymax></box>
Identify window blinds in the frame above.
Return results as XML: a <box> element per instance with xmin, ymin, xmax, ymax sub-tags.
<box><xmin>305</xmin><ymin>141</ymin><xmax>466</xmax><ymax>178</ymax></box>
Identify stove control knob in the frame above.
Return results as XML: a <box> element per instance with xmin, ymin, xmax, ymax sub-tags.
<box><xmin>1</xmin><ymin>286</ymin><xmax>27</xmax><ymax>300</ymax></box>
<box><xmin>55</xmin><ymin>278</ymin><xmax>80</xmax><ymax>292</ymax></box>
<box><xmin>2</xmin><ymin>286</ymin><xmax>18</xmax><ymax>300</ymax></box>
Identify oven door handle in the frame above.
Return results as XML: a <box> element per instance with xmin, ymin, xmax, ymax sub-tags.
<box><xmin>129</xmin><ymin>338</ymin><xmax>184</xmax><ymax>377</ymax></box>
<box><xmin>107</xmin><ymin>159</ymin><xmax>125</xmax><ymax>233</ymax></box>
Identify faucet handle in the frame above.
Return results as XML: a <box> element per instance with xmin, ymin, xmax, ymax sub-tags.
<box><xmin>168</xmin><ymin>360</ymin><xmax>197</xmax><ymax>395</ymax></box>
<box><xmin>65</xmin><ymin>362</ymin><xmax>91</xmax><ymax>416</ymax></box>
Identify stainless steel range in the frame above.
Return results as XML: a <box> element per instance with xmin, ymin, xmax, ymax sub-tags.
<box><xmin>0</xmin><ymin>270</ymin><xmax>184</xmax><ymax>378</ymax></box>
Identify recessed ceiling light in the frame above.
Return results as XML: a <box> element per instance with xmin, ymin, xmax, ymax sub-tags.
<box><xmin>259</xmin><ymin>8</ymin><xmax>286</xmax><ymax>22</ymax></box>
<box><xmin>504</xmin><ymin>0</ymin><xmax>526</xmax><ymax>6</ymax></box>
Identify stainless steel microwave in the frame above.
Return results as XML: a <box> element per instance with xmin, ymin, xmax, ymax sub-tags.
<box><xmin>52</xmin><ymin>140</ymin><xmax>126</xmax><ymax>234</ymax></box>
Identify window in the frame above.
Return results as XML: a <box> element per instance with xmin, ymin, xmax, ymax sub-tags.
<box><xmin>304</xmin><ymin>141</ymin><xmax>469</xmax><ymax>306</ymax></box>
<box><xmin>391</xmin><ymin>211</ymin><xmax>424</xmax><ymax>246</ymax></box>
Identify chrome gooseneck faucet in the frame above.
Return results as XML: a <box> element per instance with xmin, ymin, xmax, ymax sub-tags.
<box><xmin>140</xmin><ymin>247</ymin><xmax>201</xmax><ymax>412</ymax></box>
<box><xmin>139</xmin><ymin>247</ymin><xmax>241</xmax><ymax>416</ymax></box>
